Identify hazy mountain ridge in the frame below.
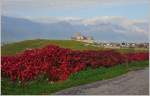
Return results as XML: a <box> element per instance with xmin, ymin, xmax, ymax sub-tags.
<box><xmin>1</xmin><ymin>16</ymin><xmax>148</xmax><ymax>43</ymax></box>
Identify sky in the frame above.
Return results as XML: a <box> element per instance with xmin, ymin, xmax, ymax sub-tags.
<box><xmin>2</xmin><ymin>0</ymin><xmax>149</xmax><ymax>20</ymax></box>
<box><xmin>1</xmin><ymin>0</ymin><xmax>149</xmax><ymax>42</ymax></box>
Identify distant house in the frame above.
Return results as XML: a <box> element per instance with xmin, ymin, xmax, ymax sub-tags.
<box><xmin>128</xmin><ymin>43</ymin><xmax>136</xmax><ymax>48</ymax></box>
<box><xmin>102</xmin><ymin>42</ymin><xmax>120</xmax><ymax>49</ymax></box>
<box><xmin>120</xmin><ymin>42</ymin><xmax>130</xmax><ymax>48</ymax></box>
<box><xmin>71</xmin><ymin>32</ymin><xmax>94</xmax><ymax>43</ymax></box>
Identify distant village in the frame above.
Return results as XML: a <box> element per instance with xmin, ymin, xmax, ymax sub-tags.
<box><xmin>71</xmin><ymin>32</ymin><xmax>149</xmax><ymax>49</ymax></box>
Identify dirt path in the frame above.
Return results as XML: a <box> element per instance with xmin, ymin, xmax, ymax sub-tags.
<box><xmin>54</xmin><ymin>68</ymin><xmax>149</xmax><ymax>95</ymax></box>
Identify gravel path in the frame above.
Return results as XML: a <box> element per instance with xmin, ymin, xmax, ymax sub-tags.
<box><xmin>54</xmin><ymin>68</ymin><xmax>149</xmax><ymax>95</ymax></box>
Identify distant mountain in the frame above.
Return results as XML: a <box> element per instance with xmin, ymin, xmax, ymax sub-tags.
<box><xmin>1</xmin><ymin>16</ymin><xmax>77</xmax><ymax>43</ymax></box>
<box><xmin>1</xmin><ymin>16</ymin><xmax>148</xmax><ymax>43</ymax></box>
<box><xmin>2</xmin><ymin>16</ymin><xmax>43</xmax><ymax>43</ymax></box>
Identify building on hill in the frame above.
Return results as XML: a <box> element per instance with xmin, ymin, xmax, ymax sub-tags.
<box><xmin>71</xmin><ymin>32</ymin><xmax>94</xmax><ymax>43</ymax></box>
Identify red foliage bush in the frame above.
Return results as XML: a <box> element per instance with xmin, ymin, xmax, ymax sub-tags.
<box><xmin>1</xmin><ymin>45</ymin><xmax>149</xmax><ymax>83</ymax></box>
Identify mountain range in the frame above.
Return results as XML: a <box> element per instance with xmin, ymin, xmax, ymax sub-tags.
<box><xmin>1</xmin><ymin>16</ymin><xmax>149</xmax><ymax>43</ymax></box>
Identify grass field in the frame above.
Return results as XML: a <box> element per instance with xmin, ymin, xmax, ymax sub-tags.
<box><xmin>1</xmin><ymin>39</ymin><xmax>102</xmax><ymax>55</ymax></box>
<box><xmin>1</xmin><ymin>61</ymin><xmax>149</xmax><ymax>95</ymax></box>
<box><xmin>1</xmin><ymin>39</ymin><xmax>148</xmax><ymax>56</ymax></box>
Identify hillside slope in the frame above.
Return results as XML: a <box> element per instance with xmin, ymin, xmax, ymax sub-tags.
<box><xmin>1</xmin><ymin>39</ymin><xmax>100</xmax><ymax>55</ymax></box>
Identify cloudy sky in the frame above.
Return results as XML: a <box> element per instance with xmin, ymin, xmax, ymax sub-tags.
<box><xmin>2</xmin><ymin>0</ymin><xmax>149</xmax><ymax>19</ymax></box>
<box><xmin>1</xmin><ymin>0</ymin><xmax>149</xmax><ymax>42</ymax></box>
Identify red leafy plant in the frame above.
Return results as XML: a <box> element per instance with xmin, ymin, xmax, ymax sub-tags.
<box><xmin>1</xmin><ymin>45</ymin><xmax>149</xmax><ymax>83</ymax></box>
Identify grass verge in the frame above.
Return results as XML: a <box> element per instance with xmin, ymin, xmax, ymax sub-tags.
<box><xmin>1</xmin><ymin>60</ymin><xmax>149</xmax><ymax>95</ymax></box>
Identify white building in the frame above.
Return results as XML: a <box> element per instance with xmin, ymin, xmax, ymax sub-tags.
<box><xmin>71</xmin><ymin>32</ymin><xmax>94</xmax><ymax>43</ymax></box>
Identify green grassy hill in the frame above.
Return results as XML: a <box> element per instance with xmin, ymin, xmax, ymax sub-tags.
<box><xmin>1</xmin><ymin>39</ymin><xmax>100</xmax><ymax>56</ymax></box>
<box><xmin>1</xmin><ymin>39</ymin><xmax>148</xmax><ymax>56</ymax></box>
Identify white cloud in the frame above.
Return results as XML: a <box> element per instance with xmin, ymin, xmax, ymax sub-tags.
<box><xmin>79</xmin><ymin>16</ymin><xmax>148</xmax><ymax>37</ymax></box>
<box><xmin>30</xmin><ymin>16</ymin><xmax>149</xmax><ymax>37</ymax></box>
<box><xmin>80</xmin><ymin>16</ymin><xmax>126</xmax><ymax>25</ymax></box>
<box><xmin>25</xmin><ymin>16</ymin><xmax>82</xmax><ymax>24</ymax></box>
